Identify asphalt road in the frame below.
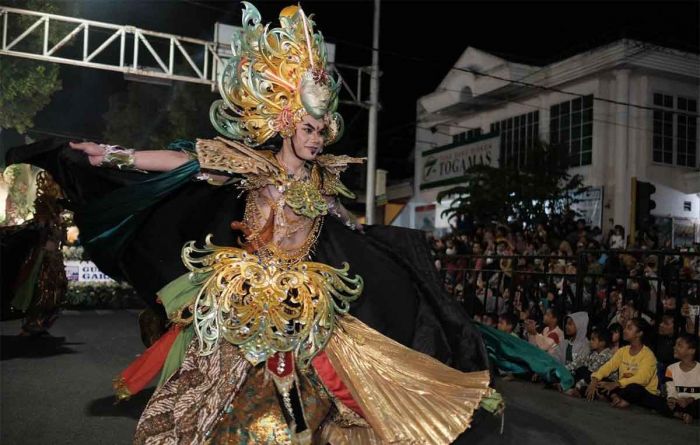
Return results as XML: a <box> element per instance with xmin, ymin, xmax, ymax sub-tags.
<box><xmin>1</xmin><ymin>310</ymin><xmax>698</xmax><ymax>444</ymax></box>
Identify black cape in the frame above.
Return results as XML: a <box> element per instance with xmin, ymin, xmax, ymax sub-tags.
<box><xmin>6</xmin><ymin>138</ymin><xmax>489</xmax><ymax>373</ymax></box>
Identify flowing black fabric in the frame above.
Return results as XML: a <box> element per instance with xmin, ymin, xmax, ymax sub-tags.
<box><xmin>315</xmin><ymin>218</ymin><xmax>489</xmax><ymax>372</ymax></box>
<box><xmin>6</xmin><ymin>139</ymin><xmax>489</xmax><ymax>372</ymax></box>
<box><xmin>0</xmin><ymin>224</ymin><xmax>40</xmax><ymax>319</ymax></box>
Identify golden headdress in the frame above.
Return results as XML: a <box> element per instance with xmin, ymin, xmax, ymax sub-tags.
<box><xmin>210</xmin><ymin>2</ymin><xmax>343</xmax><ymax>147</ymax></box>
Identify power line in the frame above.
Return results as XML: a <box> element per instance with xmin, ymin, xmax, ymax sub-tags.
<box><xmin>344</xmin><ymin>85</ymin><xmax>689</xmax><ymax>149</ymax></box>
<box><xmin>450</xmin><ymin>66</ymin><xmax>699</xmax><ymax>119</ymax></box>
<box><xmin>445</xmin><ymin>98</ymin><xmax>664</xmax><ymax>137</ymax></box>
<box><xmin>330</xmin><ymin>33</ymin><xmax>698</xmax><ymax>118</ymax></box>
<box><xmin>429</xmin><ymin>78</ymin><xmax>675</xmax><ymax>137</ymax></box>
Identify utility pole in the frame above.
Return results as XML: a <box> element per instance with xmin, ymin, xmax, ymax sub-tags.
<box><xmin>365</xmin><ymin>0</ymin><xmax>381</xmax><ymax>225</ymax></box>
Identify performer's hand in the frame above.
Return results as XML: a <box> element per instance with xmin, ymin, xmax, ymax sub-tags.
<box><xmin>70</xmin><ymin>141</ymin><xmax>106</xmax><ymax>166</ymax></box>
<box><xmin>667</xmin><ymin>397</ymin><xmax>678</xmax><ymax>409</ymax></box>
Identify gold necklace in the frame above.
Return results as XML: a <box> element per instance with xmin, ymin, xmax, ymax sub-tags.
<box><xmin>243</xmin><ymin>192</ymin><xmax>322</xmax><ymax>266</ymax></box>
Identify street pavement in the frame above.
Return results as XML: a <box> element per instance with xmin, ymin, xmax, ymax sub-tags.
<box><xmin>1</xmin><ymin>310</ymin><xmax>698</xmax><ymax>444</ymax></box>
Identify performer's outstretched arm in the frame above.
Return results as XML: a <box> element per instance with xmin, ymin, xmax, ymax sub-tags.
<box><xmin>326</xmin><ymin>196</ymin><xmax>364</xmax><ymax>232</ymax></box>
<box><xmin>69</xmin><ymin>142</ymin><xmax>191</xmax><ymax>172</ymax></box>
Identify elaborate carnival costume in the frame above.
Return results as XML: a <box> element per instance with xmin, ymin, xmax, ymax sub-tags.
<box><xmin>0</xmin><ymin>171</ymin><xmax>67</xmax><ymax>334</ymax></box>
<box><xmin>6</xmin><ymin>3</ymin><xmax>499</xmax><ymax>443</ymax></box>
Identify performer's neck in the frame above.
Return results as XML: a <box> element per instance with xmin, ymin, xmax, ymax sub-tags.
<box><xmin>278</xmin><ymin>140</ymin><xmax>306</xmax><ymax>176</ymax></box>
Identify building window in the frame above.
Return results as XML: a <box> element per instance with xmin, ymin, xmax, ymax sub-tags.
<box><xmin>683</xmin><ymin>201</ymin><xmax>692</xmax><ymax>212</ymax></box>
<box><xmin>653</xmin><ymin>93</ymin><xmax>675</xmax><ymax>164</ymax></box>
<box><xmin>653</xmin><ymin>93</ymin><xmax>698</xmax><ymax>168</ymax></box>
<box><xmin>550</xmin><ymin>95</ymin><xmax>593</xmax><ymax>167</ymax></box>
<box><xmin>677</xmin><ymin>96</ymin><xmax>698</xmax><ymax>168</ymax></box>
<box><xmin>452</xmin><ymin>128</ymin><xmax>482</xmax><ymax>144</ymax></box>
<box><xmin>490</xmin><ymin>111</ymin><xmax>539</xmax><ymax>168</ymax></box>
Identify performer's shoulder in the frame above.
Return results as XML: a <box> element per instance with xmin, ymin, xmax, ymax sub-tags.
<box><xmin>314</xmin><ymin>154</ymin><xmax>364</xmax><ymax>199</ymax></box>
<box><xmin>194</xmin><ymin>137</ymin><xmax>278</xmax><ymax>175</ymax></box>
<box><xmin>316</xmin><ymin>154</ymin><xmax>365</xmax><ymax>173</ymax></box>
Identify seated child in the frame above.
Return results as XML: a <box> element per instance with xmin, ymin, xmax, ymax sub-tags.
<box><xmin>526</xmin><ymin>307</ymin><xmax>563</xmax><ymax>357</ymax></box>
<box><xmin>498</xmin><ymin>313</ymin><xmax>520</xmax><ymax>338</ymax></box>
<box><xmin>566</xmin><ymin>329</ymin><xmax>614</xmax><ymax>396</ymax></box>
<box><xmin>665</xmin><ymin>334</ymin><xmax>700</xmax><ymax>424</ymax></box>
<box><xmin>483</xmin><ymin>312</ymin><xmax>499</xmax><ymax>328</ymax></box>
<box><xmin>587</xmin><ymin>318</ymin><xmax>668</xmax><ymax>414</ymax></box>
<box><xmin>558</xmin><ymin>311</ymin><xmax>590</xmax><ymax>366</ymax></box>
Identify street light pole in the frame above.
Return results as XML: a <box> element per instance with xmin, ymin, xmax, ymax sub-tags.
<box><xmin>365</xmin><ymin>0</ymin><xmax>380</xmax><ymax>225</ymax></box>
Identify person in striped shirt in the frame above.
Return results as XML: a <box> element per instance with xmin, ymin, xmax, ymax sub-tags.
<box><xmin>665</xmin><ymin>334</ymin><xmax>700</xmax><ymax>424</ymax></box>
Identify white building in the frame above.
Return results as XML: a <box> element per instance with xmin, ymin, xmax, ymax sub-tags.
<box><xmin>395</xmin><ymin>39</ymin><xmax>699</xmax><ymax>245</ymax></box>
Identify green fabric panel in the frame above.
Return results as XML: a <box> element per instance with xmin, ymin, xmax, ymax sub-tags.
<box><xmin>477</xmin><ymin>323</ymin><xmax>574</xmax><ymax>390</ymax></box>
<box><xmin>155</xmin><ymin>271</ymin><xmax>210</xmax><ymax>387</ymax></box>
<box><xmin>480</xmin><ymin>391</ymin><xmax>505</xmax><ymax>414</ymax></box>
<box><xmin>157</xmin><ymin>325</ymin><xmax>195</xmax><ymax>388</ymax></box>
<box><xmin>11</xmin><ymin>249</ymin><xmax>45</xmax><ymax>311</ymax></box>
<box><xmin>156</xmin><ymin>272</ymin><xmax>208</xmax><ymax>317</ymax></box>
<box><xmin>76</xmin><ymin>159</ymin><xmax>200</xmax><ymax>280</ymax></box>
<box><xmin>166</xmin><ymin>139</ymin><xmax>196</xmax><ymax>153</ymax></box>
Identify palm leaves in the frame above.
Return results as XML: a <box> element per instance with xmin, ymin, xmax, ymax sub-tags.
<box><xmin>438</xmin><ymin>141</ymin><xmax>588</xmax><ymax>227</ymax></box>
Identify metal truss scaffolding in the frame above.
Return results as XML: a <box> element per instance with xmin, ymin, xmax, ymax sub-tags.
<box><xmin>0</xmin><ymin>6</ymin><xmax>374</xmax><ymax>107</ymax></box>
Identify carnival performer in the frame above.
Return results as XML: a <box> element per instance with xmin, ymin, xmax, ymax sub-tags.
<box><xmin>1</xmin><ymin>171</ymin><xmax>67</xmax><ymax>336</ymax></box>
<box><xmin>5</xmin><ymin>3</ymin><xmax>499</xmax><ymax>443</ymax></box>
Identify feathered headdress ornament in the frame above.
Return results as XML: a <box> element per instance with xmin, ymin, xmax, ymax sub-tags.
<box><xmin>210</xmin><ymin>2</ymin><xmax>343</xmax><ymax>147</ymax></box>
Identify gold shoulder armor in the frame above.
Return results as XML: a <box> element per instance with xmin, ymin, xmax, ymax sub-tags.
<box><xmin>195</xmin><ymin>137</ymin><xmax>279</xmax><ymax>176</ymax></box>
<box><xmin>316</xmin><ymin>154</ymin><xmax>365</xmax><ymax>199</ymax></box>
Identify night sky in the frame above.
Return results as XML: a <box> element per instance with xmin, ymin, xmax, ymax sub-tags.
<box><xmin>18</xmin><ymin>0</ymin><xmax>700</xmax><ymax>180</ymax></box>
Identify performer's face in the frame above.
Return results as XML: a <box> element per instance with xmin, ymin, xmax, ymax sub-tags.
<box><xmin>290</xmin><ymin>115</ymin><xmax>326</xmax><ymax>160</ymax></box>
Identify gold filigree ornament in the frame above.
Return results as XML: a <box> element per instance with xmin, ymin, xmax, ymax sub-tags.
<box><xmin>182</xmin><ymin>235</ymin><xmax>363</xmax><ymax>368</ymax></box>
<box><xmin>283</xmin><ymin>178</ymin><xmax>328</xmax><ymax>219</ymax></box>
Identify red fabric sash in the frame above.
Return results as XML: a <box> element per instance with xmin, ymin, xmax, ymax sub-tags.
<box><xmin>113</xmin><ymin>324</ymin><xmax>181</xmax><ymax>400</ymax></box>
<box><xmin>312</xmin><ymin>351</ymin><xmax>365</xmax><ymax>417</ymax></box>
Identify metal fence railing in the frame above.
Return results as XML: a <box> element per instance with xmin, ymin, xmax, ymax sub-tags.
<box><xmin>437</xmin><ymin>250</ymin><xmax>700</xmax><ymax>335</ymax></box>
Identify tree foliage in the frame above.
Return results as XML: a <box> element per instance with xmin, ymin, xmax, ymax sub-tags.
<box><xmin>0</xmin><ymin>0</ymin><xmax>71</xmax><ymax>133</ymax></box>
<box><xmin>437</xmin><ymin>141</ymin><xmax>588</xmax><ymax>228</ymax></box>
<box><xmin>102</xmin><ymin>81</ymin><xmax>217</xmax><ymax>149</ymax></box>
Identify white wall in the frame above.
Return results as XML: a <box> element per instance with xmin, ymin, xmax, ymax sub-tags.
<box><xmin>651</xmin><ymin>183</ymin><xmax>700</xmax><ymax>219</ymax></box>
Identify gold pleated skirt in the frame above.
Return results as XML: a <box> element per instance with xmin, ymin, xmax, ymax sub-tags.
<box><xmin>318</xmin><ymin>315</ymin><xmax>492</xmax><ymax>445</ymax></box>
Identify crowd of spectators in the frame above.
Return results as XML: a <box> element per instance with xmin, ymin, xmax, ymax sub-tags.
<box><xmin>430</xmin><ymin>212</ymin><xmax>700</xmax><ymax>424</ymax></box>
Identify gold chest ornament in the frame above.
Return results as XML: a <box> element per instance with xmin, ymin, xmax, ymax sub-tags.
<box><xmin>183</xmin><ymin>235</ymin><xmax>363</xmax><ymax>368</ymax></box>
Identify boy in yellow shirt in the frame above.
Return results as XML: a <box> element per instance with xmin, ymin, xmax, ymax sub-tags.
<box><xmin>586</xmin><ymin>318</ymin><xmax>670</xmax><ymax>415</ymax></box>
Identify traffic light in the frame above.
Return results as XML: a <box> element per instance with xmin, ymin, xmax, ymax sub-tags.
<box><xmin>635</xmin><ymin>180</ymin><xmax>657</xmax><ymax>230</ymax></box>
